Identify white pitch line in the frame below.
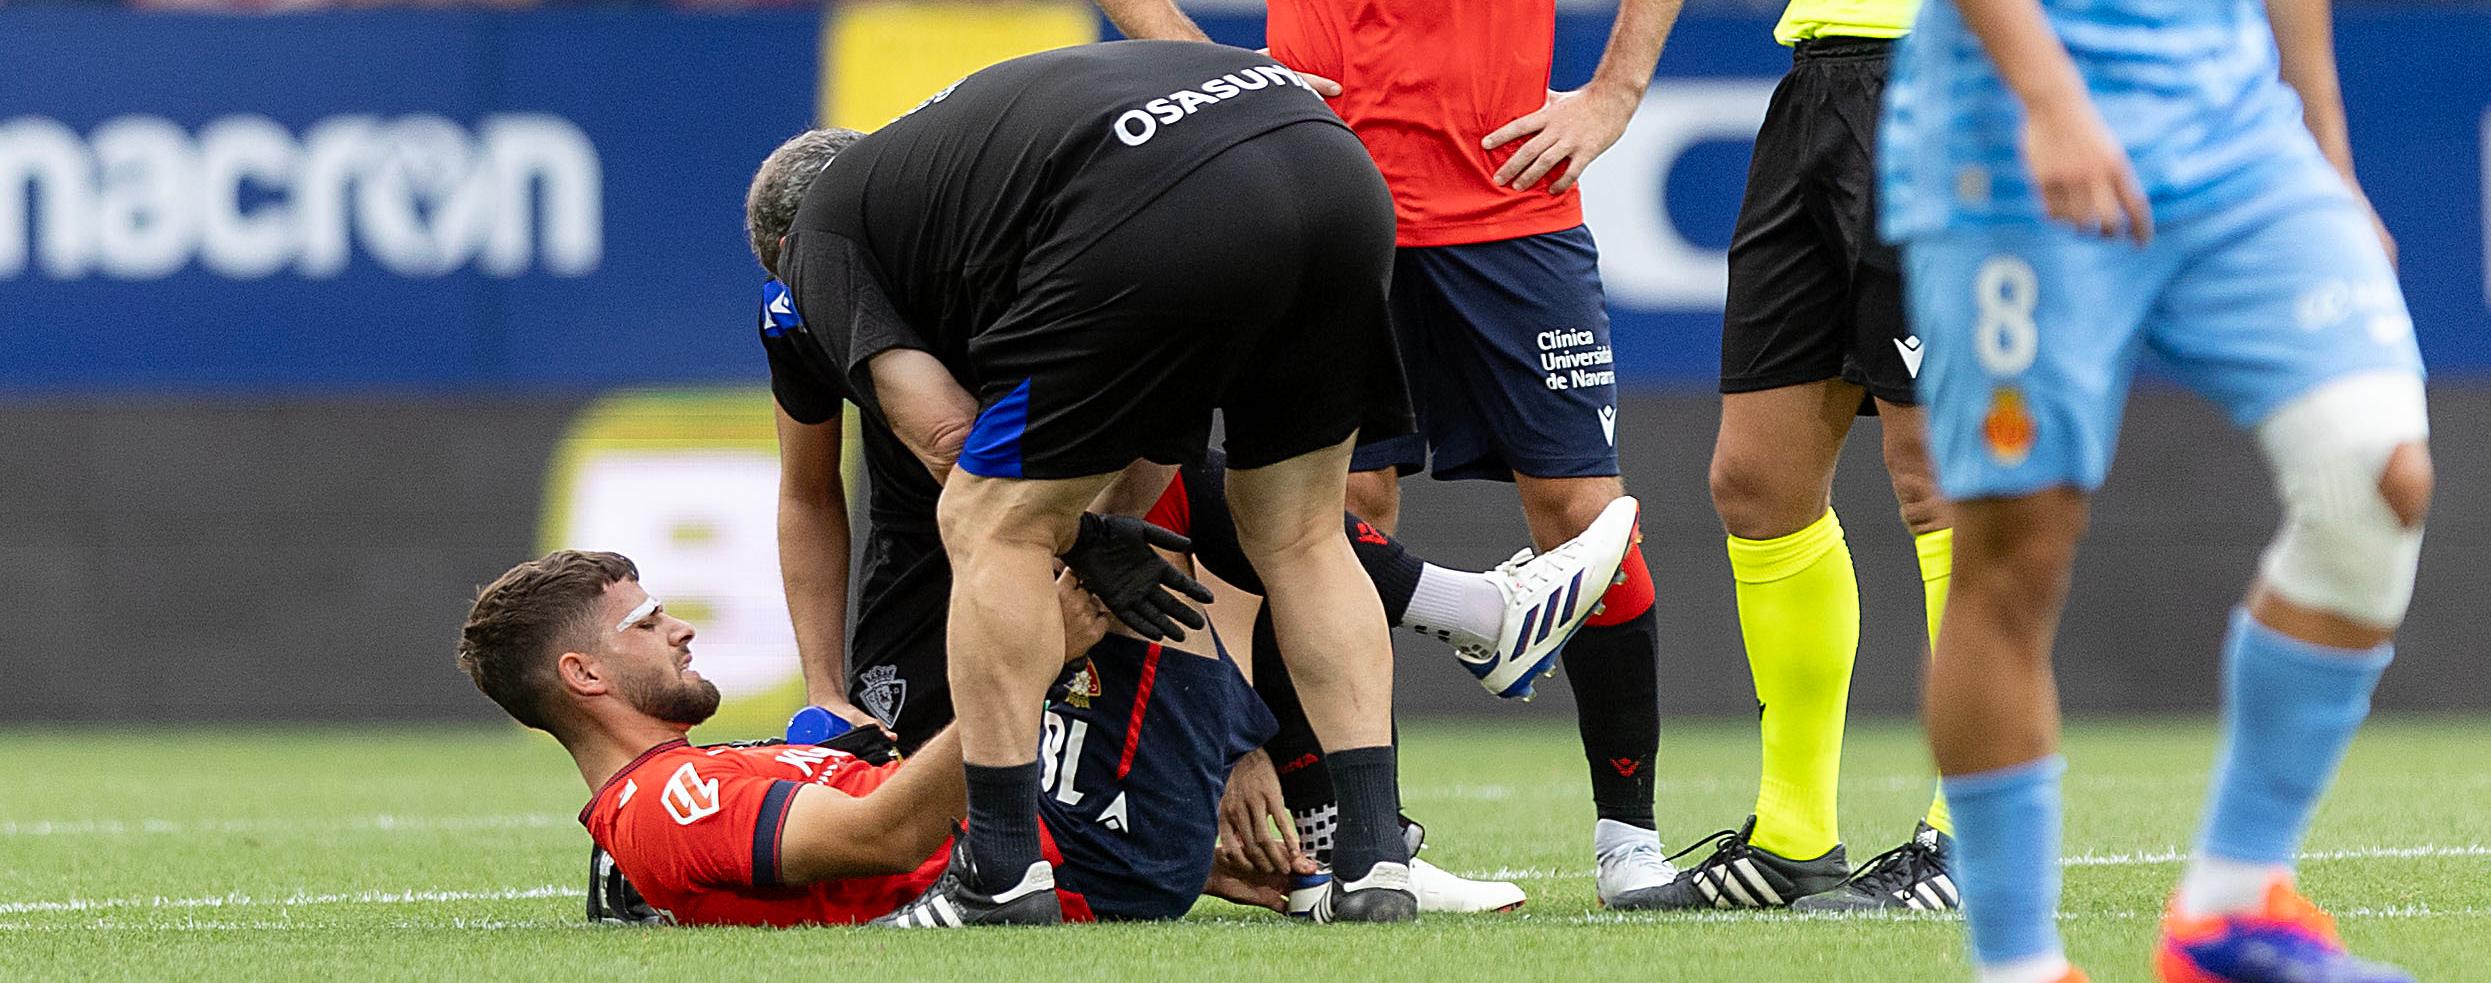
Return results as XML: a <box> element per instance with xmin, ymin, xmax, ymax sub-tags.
<box><xmin>0</xmin><ymin>814</ymin><xmax>574</xmax><ymax>837</ymax></box>
<box><xmin>1465</xmin><ymin>843</ymin><xmax>2491</xmax><ymax>883</ymax></box>
<box><xmin>0</xmin><ymin>885</ymin><xmax>572</xmax><ymax>916</ymax></box>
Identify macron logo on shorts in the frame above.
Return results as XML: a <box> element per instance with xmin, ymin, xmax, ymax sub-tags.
<box><xmin>1110</xmin><ymin>65</ymin><xmax>1311</xmax><ymax>147</ymax></box>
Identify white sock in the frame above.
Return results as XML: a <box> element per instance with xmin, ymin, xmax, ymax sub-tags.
<box><xmin>1400</xmin><ymin>564</ymin><xmax>1505</xmax><ymax>640</ymax></box>
<box><xmin>2178</xmin><ymin>854</ymin><xmax>2287</xmax><ymax>917</ymax></box>
<box><xmin>1976</xmin><ymin>952</ymin><xmax>2071</xmax><ymax>983</ymax></box>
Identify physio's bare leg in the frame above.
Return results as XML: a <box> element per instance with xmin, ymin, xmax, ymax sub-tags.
<box><xmin>937</xmin><ymin>467</ymin><xmax>1117</xmax><ymax>888</ymax></box>
<box><xmin>1227</xmin><ymin>436</ymin><xmax>1407</xmax><ymax>885</ymax></box>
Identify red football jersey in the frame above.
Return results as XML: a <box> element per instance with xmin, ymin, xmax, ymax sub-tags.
<box><xmin>1266</xmin><ymin>0</ymin><xmax>1581</xmax><ymax>247</ymax></box>
<box><xmin>580</xmin><ymin>740</ymin><xmax>945</xmax><ymax>926</ymax></box>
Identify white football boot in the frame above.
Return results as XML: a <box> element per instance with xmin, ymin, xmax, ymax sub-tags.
<box><xmin>1410</xmin><ymin>858</ymin><xmax>1526</xmax><ymax>913</ymax></box>
<box><xmin>1593</xmin><ymin>818</ymin><xmax>1680</xmax><ymax>910</ymax></box>
<box><xmin>1451</xmin><ymin>495</ymin><xmax>1642</xmax><ymax>699</ymax></box>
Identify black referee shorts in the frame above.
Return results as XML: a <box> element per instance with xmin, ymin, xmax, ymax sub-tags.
<box><xmin>957</xmin><ymin>120</ymin><xmax>1415</xmax><ymax>480</ymax></box>
<box><xmin>1720</xmin><ymin>37</ymin><xmax>1918</xmax><ymax>410</ymax></box>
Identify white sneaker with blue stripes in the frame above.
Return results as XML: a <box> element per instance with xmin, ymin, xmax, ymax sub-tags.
<box><xmin>1452</xmin><ymin>495</ymin><xmax>1641</xmax><ymax>700</ymax></box>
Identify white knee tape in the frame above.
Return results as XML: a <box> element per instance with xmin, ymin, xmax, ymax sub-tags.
<box><xmin>2255</xmin><ymin>371</ymin><xmax>2430</xmax><ymax>626</ymax></box>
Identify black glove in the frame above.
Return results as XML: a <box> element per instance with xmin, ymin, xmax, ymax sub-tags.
<box><xmin>820</xmin><ymin>720</ymin><xmax>900</xmax><ymax>765</ymax></box>
<box><xmin>587</xmin><ymin>845</ymin><xmax>667</xmax><ymax>926</ymax></box>
<box><xmin>1061</xmin><ymin>512</ymin><xmax>1215</xmax><ymax>641</ymax></box>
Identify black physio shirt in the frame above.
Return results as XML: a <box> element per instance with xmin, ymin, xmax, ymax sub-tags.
<box><xmin>775</xmin><ymin>40</ymin><xmax>1346</xmax><ymax>383</ymax></box>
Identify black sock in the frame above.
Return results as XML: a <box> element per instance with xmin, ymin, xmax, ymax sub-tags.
<box><xmin>962</xmin><ymin>761</ymin><xmax>1044</xmax><ymax>891</ymax></box>
<box><xmin>1343</xmin><ymin>512</ymin><xmax>1423</xmax><ymax>625</ymax></box>
<box><xmin>1563</xmin><ymin>606</ymin><xmax>1661</xmax><ymax>829</ymax></box>
<box><xmin>1325</xmin><ymin>744</ymin><xmax>1408</xmax><ymax>881</ymax></box>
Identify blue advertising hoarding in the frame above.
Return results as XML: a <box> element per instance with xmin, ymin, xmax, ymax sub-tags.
<box><xmin>0</xmin><ymin>6</ymin><xmax>2482</xmax><ymax>391</ymax></box>
<box><xmin>0</xmin><ymin>10</ymin><xmax>821</xmax><ymax>392</ymax></box>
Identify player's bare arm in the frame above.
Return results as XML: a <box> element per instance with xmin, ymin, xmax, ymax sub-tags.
<box><xmin>1954</xmin><ymin>0</ymin><xmax>2152</xmax><ymax>243</ymax></box>
<box><xmin>776</xmin><ymin>728</ymin><xmax>968</xmax><ymax>882</ymax></box>
<box><xmin>1483</xmin><ymin>0</ymin><xmax>1684</xmax><ymax>193</ymax></box>
<box><xmin>863</xmin><ymin>348</ymin><xmax>978</xmax><ymax>482</ymax></box>
<box><xmin>774</xmin><ymin>404</ymin><xmax>876</xmax><ymax>729</ymax></box>
<box><xmin>1092</xmin><ymin>0</ymin><xmax>1212</xmax><ymax>44</ymax></box>
<box><xmin>2267</xmin><ymin>0</ymin><xmax>2394</xmax><ymax>263</ymax></box>
<box><xmin>1089</xmin><ymin>0</ymin><xmax>1342</xmax><ymax>96</ymax></box>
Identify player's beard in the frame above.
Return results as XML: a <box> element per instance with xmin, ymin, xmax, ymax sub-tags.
<box><xmin>620</xmin><ymin>661</ymin><xmax>721</xmax><ymax>727</ymax></box>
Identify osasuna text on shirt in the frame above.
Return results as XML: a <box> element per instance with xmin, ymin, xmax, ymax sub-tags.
<box><xmin>1110</xmin><ymin>64</ymin><xmax>1317</xmax><ymax>147</ymax></box>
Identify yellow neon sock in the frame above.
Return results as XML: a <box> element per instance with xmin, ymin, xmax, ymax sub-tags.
<box><xmin>1729</xmin><ymin>509</ymin><xmax>1859</xmax><ymax>861</ymax></box>
<box><xmin>1916</xmin><ymin>526</ymin><xmax>1956</xmax><ymax>836</ymax></box>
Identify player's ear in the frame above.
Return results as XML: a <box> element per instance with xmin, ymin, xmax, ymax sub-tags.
<box><xmin>556</xmin><ymin>649</ymin><xmax>610</xmax><ymax>698</ymax></box>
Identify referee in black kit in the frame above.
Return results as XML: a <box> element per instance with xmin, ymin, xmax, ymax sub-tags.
<box><xmin>744</xmin><ymin>40</ymin><xmax>1421</xmax><ymax>925</ymax></box>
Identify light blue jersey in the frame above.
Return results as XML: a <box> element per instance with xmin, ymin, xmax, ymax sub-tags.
<box><xmin>1882</xmin><ymin>0</ymin><xmax>2424</xmax><ymax>501</ymax></box>
<box><xmin>1883</xmin><ymin>0</ymin><xmax>2327</xmax><ymax>239</ymax></box>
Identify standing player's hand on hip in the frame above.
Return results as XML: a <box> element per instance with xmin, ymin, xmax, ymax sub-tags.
<box><xmin>1484</xmin><ymin>81</ymin><xmax>1642</xmax><ymax>194</ymax></box>
<box><xmin>2021</xmin><ymin>99</ymin><xmax>2153</xmax><ymax>244</ymax></box>
<box><xmin>1256</xmin><ymin>48</ymin><xmax>1341</xmax><ymax>97</ymax></box>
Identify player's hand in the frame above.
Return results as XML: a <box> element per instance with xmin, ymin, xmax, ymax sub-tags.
<box><xmin>1256</xmin><ymin>47</ymin><xmax>1341</xmax><ymax>97</ymax></box>
<box><xmin>1056</xmin><ymin>568</ymin><xmax>1111</xmax><ymax>663</ymax></box>
<box><xmin>1217</xmin><ymin>749</ymin><xmax>1300</xmax><ymax>876</ymax></box>
<box><xmin>813</xmin><ymin>700</ymin><xmax>888</xmax><ymax>736</ymax></box>
<box><xmin>2021</xmin><ymin>99</ymin><xmax>2153</xmax><ymax>244</ymax></box>
<box><xmin>1202</xmin><ymin>854</ymin><xmax>1301</xmax><ymax>913</ymax></box>
<box><xmin>1483</xmin><ymin>80</ymin><xmax>1642</xmax><ymax>194</ymax></box>
<box><xmin>1061</xmin><ymin>513</ymin><xmax>1214</xmax><ymax>641</ymax></box>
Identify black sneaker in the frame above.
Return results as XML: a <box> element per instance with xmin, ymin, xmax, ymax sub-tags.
<box><xmin>1792</xmin><ymin>821</ymin><xmax>1958</xmax><ymax>913</ymax></box>
<box><xmin>1307</xmin><ymin>861</ymin><xmax>1420</xmax><ymax>924</ymax></box>
<box><xmin>586</xmin><ymin>845</ymin><xmax>667</xmax><ymax>925</ymax></box>
<box><xmin>871</xmin><ymin>836</ymin><xmax>1062</xmax><ymax>928</ymax></box>
<box><xmin>1644</xmin><ymin>816</ymin><xmax>1850</xmax><ymax>910</ymax></box>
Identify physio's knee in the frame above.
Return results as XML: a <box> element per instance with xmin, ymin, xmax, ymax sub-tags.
<box><xmin>937</xmin><ymin>480</ymin><xmax>1080</xmax><ymax>561</ymax></box>
<box><xmin>2256</xmin><ymin>371</ymin><xmax>2431</xmax><ymax>627</ymax></box>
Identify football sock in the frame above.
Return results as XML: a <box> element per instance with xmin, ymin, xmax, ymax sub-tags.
<box><xmin>1918</xmin><ymin>527</ymin><xmax>1958</xmax><ymax>837</ymax></box>
<box><xmin>1344</xmin><ymin>513</ymin><xmax>1426</xmax><ymax>625</ymax></box>
<box><xmin>962</xmin><ymin>760</ymin><xmax>1045</xmax><ymax>892</ymax></box>
<box><xmin>2181</xmin><ymin>608</ymin><xmax>2391</xmax><ymax>916</ymax></box>
<box><xmin>1325</xmin><ymin>745</ymin><xmax>1409</xmax><ymax>882</ymax></box>
<box><xmin>1566</xmin><ymin>544</ymin><xmax>1660</xmax><ymax>830</ymax></box>
<box><xmin>1976</xmin><ymin>954</ymin><xmax>2075</xmax><ymax>983</ymax></box>
<box><xmin>1729</xmin><ymin>509</ymin><xmax>1859</xmax><ymax>860</ymax></box>
<box><xmin>1398</xmin><ymin>564</ymin><xmax>1503</xmax><ymax>641</ymax></box>
<box><xmin>1945</xmin><ymin>755</ymin><xmax>2067</xmax><ymax>973</ymax></box>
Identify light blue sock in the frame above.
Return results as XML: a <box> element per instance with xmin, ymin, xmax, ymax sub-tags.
<box><xmin>2200</xmin><ymin>608</ymin><xmax>2392</xmax><ymax>864</ymax></box>
<box><xmin>1944</xmin><ymin>755</ymin><xmax>2067</xmax><ymax>968</ymax></box>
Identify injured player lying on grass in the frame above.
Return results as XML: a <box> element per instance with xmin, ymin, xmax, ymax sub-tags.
<box><xmin>458</xmin><ymin>549</ymin><xmax>1296</xmax><ymax>926</ymax></box>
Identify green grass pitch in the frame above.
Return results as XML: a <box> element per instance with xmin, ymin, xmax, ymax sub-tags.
<box><xmin>2</xmin><ymin>717</ymin><xmax>2483</xmax><ymax>981</ymax></box>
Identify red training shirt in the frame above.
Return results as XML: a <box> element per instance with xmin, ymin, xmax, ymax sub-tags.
<box><xmin>1266</xmin><ymin>0</ymin><xmax>1581</xmax><ymax>247</ymax></box>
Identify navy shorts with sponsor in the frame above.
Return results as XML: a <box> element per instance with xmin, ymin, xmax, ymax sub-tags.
<box><xmin>1350</xmin><ymin>225</ymin><xmax>1622</xmax><ymax>481</ymax></box>
<box><xmin>1038</xmin><ymin>633</ymin><xmax>1275</xmax><ymax>921</ymax></box>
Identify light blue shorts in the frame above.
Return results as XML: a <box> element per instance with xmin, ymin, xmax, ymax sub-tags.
<box><xmin>1904</xmin><ymin>179</ymin><xmax>2424</xmax><ymax>500</ymax></box>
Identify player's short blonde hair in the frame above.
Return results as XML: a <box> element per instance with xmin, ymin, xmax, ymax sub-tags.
<box><xmin>744</xmin><ymin>128</ymin><xmax>863</xmax><ymax>278</ymax></box>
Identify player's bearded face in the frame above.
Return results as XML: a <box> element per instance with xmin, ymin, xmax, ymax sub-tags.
<box><xmin>617</xmin><ymin>652</ymin><xmax>720</xmax><ymax>727</ymax></box>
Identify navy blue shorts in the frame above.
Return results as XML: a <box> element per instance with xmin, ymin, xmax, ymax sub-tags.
<box><xmin>1349</xmin><ymin>225</ymin><xmax>1622</xmax><ymax>482</ymax></box>
<box><xmin>1038</xmin><ymin>633</ymin><xmax>1274</xmax><ymax>921</ymax></box>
